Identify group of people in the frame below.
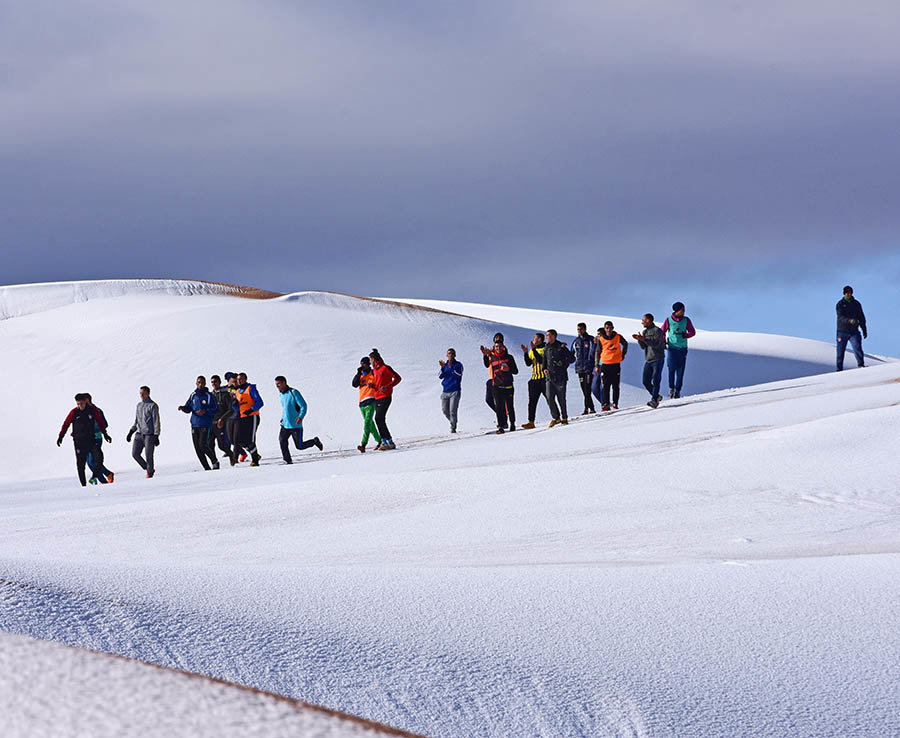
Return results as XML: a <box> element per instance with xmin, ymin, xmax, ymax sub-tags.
<box><xmin>57</xmin><ymin>372</ymin><xmax>323</xmax><ymax>485</ymax></box>
<box><xmin>56</xmin><ymin>290</ymin><xmax>871</xmax><ymax>484</ymax></box>
<box><xmin>469</xmin><ymin>302</ymin><xmax>697</xmax><ymax>434</ymax></box>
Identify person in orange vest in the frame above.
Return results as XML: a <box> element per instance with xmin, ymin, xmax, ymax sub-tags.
<box><xmin>481</xmin><ymin>335</ymin><xmax>519</xmax><ymax>433</ymax></box>
<box><xmin>595</xmin><ymin>321</ymin><xmax>628</xmax><ymax>411</ymax></box>
<box><xmin>352</xmin><ymin>356</ymin><xmax>381</xmax><ymax>452</ymax></box>
<box><xmin>233</xmin><ymin>371</ymin><xmax>264</xmax><ymax>466</ymax></box>
<box><xmin>369</xmin><ymin>349</ymin><xmax>402</xmax><ymax>450</ymax></box>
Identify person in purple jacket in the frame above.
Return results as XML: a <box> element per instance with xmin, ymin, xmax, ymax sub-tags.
<box><xmin>660</xmin><ymin>301</ymin><xmax>696</xmax><ymax>399</ymax></box>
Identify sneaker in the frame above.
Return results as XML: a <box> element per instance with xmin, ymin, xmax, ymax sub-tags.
<box><xmin>601</xmin><ymin>405</ymin><xmax>611</xmax><ymax>412</ymax></box>
<box><xmin>509</xmin><ymin>425</ymin><xmax>516</xmax><ymax>432</ymax></box>
<box><xmin>521</xmin><ymin>421</ymin><xmax>536</xmax><ymax>429</ymax></box>
<box><xmin>314</xmin><ymin>437</ymin><xmax>324</xmax><ymax>451</ymax></box>
<box><xmin>587</xmin><ymin>408</ymin><xmax>596</xmax><ymax>414</ymax></box>
<box><xmin>669</xmin><ymin>389</ymin><xmax>675</xmax><ymax>399</ymax></box>
<box><xmin>212</xmin><ymin>462</ymin><xmax>220</xmax><ymax>470</ymax></box>
<box><xmin>496</xmin><ymin>428</ymin><xmax>505</xmax><ymax>435</ymax></box>
<box><xmin>250</xmin><ymin>453</ymin><xmax>261</xmax><ymax>467</ymax></box>
<box><xmin>383</xmin><ymin>440</ymin><xmax>397</xmax><ymax>449</ymax></box>
<box><xmin>374</xmin><ymin>442</ymin><xmax>383</xmax><ymax>450</ymax></box>
<box><xmin>146</xmin><ymin>471</ymin><xmax>154</xmax><ymax>479</ymax></box>
<box><xmin>357</xmin><ymin>445</ymin><xmax>366</xmax><ymax>453</ymax></box>
<box><xmin>283</xmin><ymin>459</ymin><xmax>293</xmax><ymax>465</ymax></box>
<box><xmin>613</xmin><ymin>404</ymin><xmax>618</xmax><ymax>410</ymax></box>
<box><xmin>656</xmin><ymin>395</ymin><xmax>664</xmax><ymax>404</ymax></box>
<box><xmin>229</xmin><ymin>453</ymin><xmax>237</xmax><ymax>467</ymax></box>
<box><xmin>107</xmin><ymin>471</ymin><xmax>115</xmax><ymax>484</ymax></box>
<box><xmin>450</xmin><ymin>429</ymin><xmax>457</xmax><ymax>434</ymax></box>
<box><xmin>561</xmin><ymin>418</ymin><xmax>568</xmax><ymax>425</ymax></box>
<box><xmin>89</xmin><ymin>477</ymin><xmax>99</xmax><ymax>485</ymax></box>
<box><xmin>673</xmin><ymin>391</ymin><xmax>681</xmax><ymax>399</ymax></box>
<box><xmin>581</xmin><ymin>409</ymin><xmax>589</xmax><ymax>416</ymax></box>
<box><xmin>647</xmin><ymin>398</ymin><xmax>659</xmax><ymax>409</ymax></box>
<box><xmin>549</xmin><ymin>419</ymin><xmax>560</xmax><ymax>428</ymax></box>
<box><xmin>239</xmin><ymin>453</ymin><xmax>247</xmax><ymax>463</ymax></box>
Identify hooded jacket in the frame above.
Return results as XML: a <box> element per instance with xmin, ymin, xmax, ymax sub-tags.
<box><xmin>571</xmin><ymin>334</ymin><xmax>595</xmax><ymax>373</ymax></box>
<box><xmin>180</xmin><ymin>387</ymin><xmax>219</xmax><ymax>428</ymax></box>
<box><xmin>439</xmin><ymin>360</ymin><xmax>464</xmax><ymax>393</ymax></box>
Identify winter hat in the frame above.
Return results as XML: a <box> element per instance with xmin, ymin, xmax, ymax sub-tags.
<box><xmin>672</xmin><ymin>301</ymin><xmax>685</xmax><ymax>313</ymax></box>
<box><xmin>360</xmin><ymin>356</ymin><xmax>370</xmax><ymax>365</ymax></box>
<box><xmin>493</xmin><ymin>332</ymin><xmax>504</xmax><ymax>343</ymax></box>
<box><xmin>843</xmin><ymin>285</ymin><xmax>853</xmax><ymax>295</ymax></box>
<box><xmin>224</xmin><ymin>372</ymin><xmax>236</xmax><ymax>380</ymax></box>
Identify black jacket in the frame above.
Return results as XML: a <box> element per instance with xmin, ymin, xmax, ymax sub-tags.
<box><xmin>484</xmin><ymin>347</ymin><xmax>519</xmax><ymax>388</ymax></box>
<box><xmin>542</xmin><ymin>340</ymin><xmax>575</xmax><ymax>384</ymax></box>
<box><xmin>836</xmin><ymin>297</ymin><xmax>867</xmax><ymax>337</ymax></box>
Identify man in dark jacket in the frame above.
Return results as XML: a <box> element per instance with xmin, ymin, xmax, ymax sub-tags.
<box><xmin>836</xmin><ymin>285</ymin><xmax>867</xmax><ymax>371</ymax></box>
<box><xmin>542</xmin><ymin>329</ymin><xmax>574</xmax><ymax>427</ymax></box>
<box><xmin>633</xmin><ymin>313</ymin><xmax>666</xmax><ymax>408</ymax></box>
<box><xmin>84</xmin><ymin>393</ymin><xmax>114</xmax><ymax>484</ymax></box>
<box><xmin>210</xmin><ymin>374</ymin><xmax>234</xmax><ymax>459</ymax></box>
<box><xmin>571</xmin><ymin>323</ymin><xmax>596</xmax><ymax>414</ymax></box>
<box><xmin>178</xmin><ymin>375</ymin><xmax>220</xmax><ymax>470</ymax></box>
<box><xmin>481</xmin><ymin>336</ymin><xmax>519</xmax><ymax>433</ymax></box>
<box><xmin>57</xmin><ymin>394</ymin><xmax>107</xmax><ymax>486</ymax></box>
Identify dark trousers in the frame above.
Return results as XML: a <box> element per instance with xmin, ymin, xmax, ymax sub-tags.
<box><xmin>643</xmin><ymin>359</ymin><xmax>664</xmax><ymax>401</ymax></box>
<box><xmin>577</xmin><ymin>372</ymin><xmax>595</xmax><ymax>411</ymax></box>
<box><xmin>527</xmin><ymin>378</ymin><xmax>546</xmax><ymax>422</ymax></box>
<box><xmin>545</xmin><ymin>380</ymin><xmax>568</xmax><ymax>420</ymax></box>
<box><xmin>212</xmin><ymin>422</ymin><xmax>231</xmax><ymax>454</ymax></box>
<box><xmin>591</xmin><ymin>371</ymin><xmax>603</xmax><ymax>405</ymax></box>
<box><xmin>484</xmin><ymin>379</ymin><xmax>496</xmax><ymax>412</ymax></box>
<box><xmin>191</xmin><ymin>426</ymin><xmax>218</xmax><ymax>470</ymax></box>
<box><xmin>86</xmin><ymin>438</ymin><xmax>111</xmax><ymax>482</ymax></box>
<box><xmin>667</xmin><ymin>346</ymin><xmax>688</xmax><ymax>393</ymax></box>
<box><xmin>375</xmin><ymin>397</ymin><xmax>393</xmax><ymax>441</ymax></box>
<box><xmin>225</xmin><ymin>416</ymin><xmax>241</xmax><ymax>456</ymax></box>
<box><xmin>74</xmin><ymin>440</ymin><xmax>102</xmax><ymax>486</ymax></box>
<box><xmin>836</xmin><ymin>331</ymin><xmax>864</xmax><ymax>371</ymax></box>
<box><xmin>280</xmin><ymin>426</ymin><xmax>317</xmax><ymax>461</ymax></box>
<box><xmin>600</xmin><ymin>364</ymin><xmax>621</xmax><ymax>407</ymax></box>
<box><xmin>233</xmin><ymin>415</ymin><xmax>259</xmax><ymax>458</ymax></box>
<box><xmin>492</xmin><ymin>386</ymin><xmax>515</xmax><ymax>428</ymax></box>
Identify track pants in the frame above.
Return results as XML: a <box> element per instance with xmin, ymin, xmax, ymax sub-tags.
<box><xmin>643</xmin><ymin>359</ymin><xmax>664</xmax><ymax>401</ymax></box>
<box><xmin>74</xmin><ymin>439</ymin><xmax>102</xmax><ymax>486</ymax></box>
<box><xmin>375</xmin><ymin>397</ymin><xmax>393</xmax><ymax>441</ymax></box>
<box><xmin>492</xmin><ymin>386</ymin><xmax>515</xmax><ymax>429</ymax></box>
<box><xmin>667</xmin><ymin>346</ymin><xmax>688</xmax><ymax>393</ymax></box>
<box><xmin>484</xmin><ymin>379</ymin><xmax>496</xmax><ymax>412</ymax></box>
<box><xmin>212</xmin><ymin>422</ymin><xmax>231</xmax><ymax>455</ymax></box>
<box><xmin>131</xmin><ymin>433</ymin><xmax>156</xmax><ymax>476</ymax></box>
<box><xmin>359</xmin><ymin>402</ymin><xmax>380</xmax><ymax>446</ymax></box>
<box><xmin>191</xmin><ymin>426</ymin><xmax>218</xmax><ymax>470</ymax></box>
<box><xmin>527</xmin><ymin>378</ymin><xmax>547</xmax><ymax>422</ymax></box>
<box><xmin>545</xmin><ymin>380</ymin><xmax>568</xmax><ymax>421</ymax></box>
<box><xmin>577</xmin><ymin>372</ymin><xmax>595</xmax><ymax>412</ymax></box>
<box><xmin>600</xmin><ymin>364</ymin><xmax>621</xmax><ymax>407</ymax></box>
<box><xmin>441</xmin><ymin>391</ymin><xmax>460</xmax><ymax>432</ymax></box>
<box><xmin>233</xmin><ymin>415</ymin><xmax>259</xmax><ymax>459</ymax></box>
<box><xmin>225</xmin><ymin>417</ymin><xmax>240</xmax><ymax>457</ymax></box>
<box><xmin>86</xmin><ymin>437</ymin><xmax>111</xmax><ymax>482</ymax></box>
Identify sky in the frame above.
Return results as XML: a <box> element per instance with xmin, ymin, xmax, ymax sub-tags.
<box><xmin>1</xmin><ymin>1</ymin><xmax>898</xmax><ymax>355</ymax></box>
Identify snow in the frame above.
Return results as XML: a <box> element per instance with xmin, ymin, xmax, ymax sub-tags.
<box><xmin>1</xmin><ymin>280</ymin><xmax>898</xmax><ymax>737</ymax></box>
<box><xmin>0</xmin><ymin>632</ymin><xmax>418</xmax><ymax>737</ymax></box>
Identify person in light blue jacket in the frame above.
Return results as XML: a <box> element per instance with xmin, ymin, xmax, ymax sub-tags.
<box><xmin>275</xmin><ymin>375</ymin><xmax>323</xmax><ymax>464</ymax></box>
<box><xmin>178</xmin><ymin>376</ymin><xmax>220</xmax><ymax>470</ymax></box>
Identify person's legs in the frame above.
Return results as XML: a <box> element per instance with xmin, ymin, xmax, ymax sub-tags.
<box><xmin>360</xmin><ymin>404</ymin><xmax>380</xmax><ymax>446</ymax></box>
<box><xmin>527</xmin><ymin>379</ymin><xmax>541</xmax><ymax>422</ymax></box>
<box><xmin>848</xmin><ymin>332</ymin><xmax>865</xmax><ymax>367</ymax></box>
<box><xmin>579</xmin><ymin>372</ymin><xmax>595</xmax><ymax>412</ymax></box>
<box><xmin>642</xmin><ymin>361</ymin><xmax>654</xmax><ymax>398</ymax></box>
<box><xmin>213</xmin><ymin>424</ymin><xmax>230</xmax><ymax>455</ymax></box>
<box><xmin>484</xmin><ymin>379</ymin><xmax>496</xmax><ymax>412</ymax></box>
<box><xmin>132</xmin><ymin>433</ymin><xmax>147</xmax><ymax>470</ymax></box>
<box><xmin>228</xmin><ymin>417</ymin><xmax>245</xmax><ymax>459</ymax></box>
<box><xmin>191</xmin><ymin>428</ymin><xmax>212</xmax><ymax>470</ymax></box>
<box><xmin>667</xmin><ymin>347</ymin><xmax>678</xmax><ymax>391</ymax></box>
<box><xmin>75</xmin><ymin>446</ymin><xmax>89</xmax><ymax>486</ymax></box>
<box><xmin>492</xmin><ymin>386</ymin><xmax>507</xmax><ymax>428</ymax></box>
<box><xmin>673</xmin><ymin>348</ymin><xmax>687</xmax><ymax>394</ymax></box>
<box><xmin>544</xmin><ymin>381</ymin><xmax>561</xmax><ymax>421</ymax></box>
<box><xmin>144</xmin><ymin>435</ymin><xmax>156</xmax><ymax>476</ymax></box>
<box><xmin>441</xmin><ymin>392</ymin><xmax>452</xmax><ymax>426</ymax></box>
<box><xmin>651</xmin><ymin>359</ymin><xmax>664</xmax><ymax>400</ymax></box>
<box><xmin>293</xmin><ymin>426</ymin><xmax>317</xmax><ymax>450</ymax></box>
<box><xmin>591</xmin><ymin>372</ymin><xmax>603</xmax><ymax>406</ymax></box>
<box><xmin>446</xmin><ymin>391</ymin><xmax>460</xmax><ymax>432</ymax></box>
<box><xmin>504</xmin><ymin>387</ymin><xmax>516</xmax><ymax>427</ymax></box>
<box><xmin>611</xmin><ymin>365</ymin><xmax>621</xmax><ymax>407</ymax></box>
<box><xmin>279</xmin><ymin>427</ymin><xmax>292</xmax><ymax>462</ymax></box>
<box><xmin>600</xmin><ymin>365</ymin><xmax>613</xmax><ymax>407</ymax></box>
<box><xmin>375</xmin><ymin>397</ymin><xmax>392</xmax><ymax>440</ymax></box>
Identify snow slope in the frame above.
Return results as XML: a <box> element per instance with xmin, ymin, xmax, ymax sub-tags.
<box><xmin>1</xmin><ymin>281</ymin><xmax>898</xmax><ymax>737</ymax></box>
<box><xmin>0</xmin><ymin>632</ymin><xmax>420</xmax><ymax>737</ymax></box>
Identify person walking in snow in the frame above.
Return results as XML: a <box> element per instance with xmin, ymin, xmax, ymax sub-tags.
<box><xmin>484</xmin><ymin>332</ymin><xmax>505</xmax><ymax>423</ymax></box>
<box><xmin>84</xmin><ymin>392</ymin><xmax>114</xmax><ymax>484</ymax></box>
<box><xmin>572</xmin><ymin>322</ymin><xmax>596</xmax><ymax>415</ymax></box>
<box><xmin>542</xmin><ymin>329</ymin><xmax>574</xmax><ymax>427</ymax></box>
<box><xmin>370</xmin><ymin>349</ymin><xmax>402</xmax><ymax>449</ymax></box>
<box><xmin>520</xmin><ymin>332</ymin><xmax>548</xmax><ymax>429</ymax></box>
<box><xmin>633</xmin><ymin>313</ymin><xmax>666</xmax><ymax>408</ymax></box>
<box><xmin>210</xmin><ymin>374</ymin><xmax>234</xmax><ymax>460</ymax></box>
<box><xmin>57</xmin><ymin>393</ymin><xmax>107</xmax><ymax>486</ymax></box>
<box><xmin>352</xmin><ymin>356</ymin><xmax>381</xmax><ymax>453</ymax></box>
<box><xmin>660</xmin><ymin>301</ymin><xmax>696</xmax><ymax>398</ymax></box>
<box><xmin>233</xmin><ymin>372</ymin><xmax>264</xmax><ymax>466</ymax></box>
<box><xmin>439</xmin><ymin>348</ymin><xmax>463</xmax><ymax>433</ymax></box>
<box><xmin>178</xmin><ymin>375</ymin><xmax>220</xmax><ymax>471</ymax></box>
<box><xmin>220</xmin><ymin>372</ymin><xmax>241</xmax><ymax>465</ymax></box>
<box><xmin>276</xmin><ymin>375</ymin><xmax>323</xmax><ymax>464</ymax></box>
<box><xmin>481</xmin><ymin>335</ymin><xmax>519</xmax><ymax>433</ymax></box>
<box><xmin>595</xmin><ymin>321</ymin><xmax>628</xmax><ymax>411</ymax></box>
<box><xmin>835</xmin><ymin>285</ymin><xmax>867</xmax><ymax>371</ymax></box>
<box><xmin>126</xmin><ymin>386</ymin><xmax>161</xmax><ymax>478</ymax></box>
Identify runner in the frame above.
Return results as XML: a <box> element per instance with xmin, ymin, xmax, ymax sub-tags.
<box><xmin>178</xmin><ymin>375</ymin><xmax>220</xmax><ymax>471</ymax></box>
<box><xmin>275</xmin><ymin>375</ymin><xmax>323</xmax><ymax>464</ymax></box>
<box><xmin>370</xmin><ymin>349</ymin><xmax>402</xmax><ymax>449</ymax></box>
<box><xmin>352</xmin><ymin>356</ymin><xmax>381</xmax><ymax>453</ymax></box>
<box><xmin>233</xmin><ymin>372</ymin><xmax>264</xmax><ymax>466</ymax></box>
<box><xmin>126</xmin><ymin>386</ymin><xmax>161</xmax><ymax>478</ymax></box>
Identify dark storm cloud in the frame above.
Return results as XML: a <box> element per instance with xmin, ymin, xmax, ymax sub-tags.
<box><xmin>2</xmin><ymin>0</ymin><xmax>899</xmax><ymax>299</ymax></box>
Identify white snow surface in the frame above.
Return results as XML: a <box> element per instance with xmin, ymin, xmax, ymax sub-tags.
<box><xmin>0</xmin><ymin>632</ymin><xmax>415</xmax><ymax>738</ymax></box>
<box><xmin>1</xmin><ymin>281</ymin><xmax>898</xmax><ymax>737</ymax></box>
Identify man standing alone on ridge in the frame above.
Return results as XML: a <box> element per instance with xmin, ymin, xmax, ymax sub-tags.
<box><xmin>572</xmin><ymin>322</ymin><xmax>596</xmax><ymax>415</ymax></box>
<box><xmin>542</xmin><ymin>329</ymin><xmax>574</xmax><ymax>427</ymax></box>
<box><xmin>660</xmin><ymin>301</ymin><xmax>696</xmax><ymax>399</ymax></box>
<box><xmin>439</xmin><ymin>348</ymin><xmax>463</xmax><ymax>433</ymax></box>
<box><xmin>633</xmin><ymin>314</ymin><xmax>666</xmax><ymax>408</ymax></box>
<box><xmin>126</xmin><ymin>386</ymin><xmax>160</xmax><ymax>478</ymax></box>
<box><xmin>835</xmin><ymin>285</ymin><xmax>867</xmax><ymax>371</ymax></box>
<box><xmin>178</xmin><ymin>375</ymin><xmax>220</xmax><ymax>471</ymax></box>
<box><xmin>275</xmin><ymin>375</ymin><xmax>323</xmax><ymax>464</ymax></box>
<box><xmin>520</xmin><ymin>332</ymin><xmax>548</xmax><ymax>429</ymax></box>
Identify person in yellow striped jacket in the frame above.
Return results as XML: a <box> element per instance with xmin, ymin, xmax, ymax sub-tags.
<box><xmin>520</xmin><ymin>332</ymin><xmax>549</xmax><ymax>429</ymax></box>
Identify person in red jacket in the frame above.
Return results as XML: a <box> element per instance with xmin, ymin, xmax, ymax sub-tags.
<box><xmin>369</xmin><ymin>348</ymin><xmax>402</xmax><ymax>450</ymax></box>
<box><xmin>481</xmin><ymin>335</ymin><xmax>519</xmax><ymax>433</ymax></box>
<box><xmin>57</xmin><ymin>393</ymin><xmax>108</xmax><ymax>486</ymax></box>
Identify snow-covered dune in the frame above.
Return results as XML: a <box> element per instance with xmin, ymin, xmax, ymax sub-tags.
<box><xmin>1</xmin><ymin>280</ymin><xmax>898</xmax><ymax>737</ymax></box>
